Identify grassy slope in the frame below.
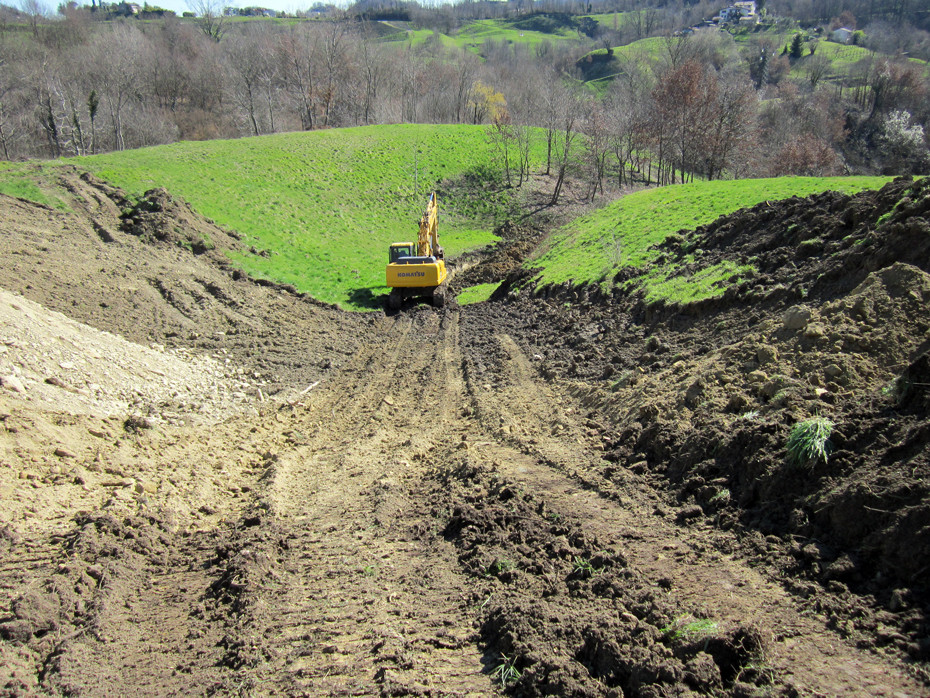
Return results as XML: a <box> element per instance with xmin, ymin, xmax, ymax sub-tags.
<box><xmin>457</xmin><ymin>282</ymin><xmax>500</xmax><ymax>305</ymax></box>
<box><xmin>0</xmin><ymin>162</ymin><xmax>69</xmax><ymax>209</ymax></box>
<box><xmin>585</xmin><ymin>12</ymin><xmax>640</xmax><ymax>30</ymax></box>
<box><xmin>453</xmin><ymin>18</ymin><xmax>575</xmax><ymax>49</ymax></box>
<box><xmin>587</xmin><ymin>32</ymin><xmax>926</xmax><ymax>88</ymax></box>
<box><xmin>528</xmin><ymin>177</ymin><xmax>892</xmax><ymax>304</ymax></box>
<box><xmin>609</xmin><ymin>35</ymin><xmax>667</xmax><ymax>63</ymax></box>
<box><xmin>63</xmin><ymin>124</ymin><xmax>535</xmax><ymax>310</ymax></box>
<box><xmin>383</xmin><ymin>17</ymin><xmax>581</xmax><ymax>52</ymax></box>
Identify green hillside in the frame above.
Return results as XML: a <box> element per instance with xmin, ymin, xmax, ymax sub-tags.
<box><xmin>527</xmin><ymin>176</ymin><xmax>892</xmax><ymax>304</ymax></box>
<box><xmin>0</xmin><ymin>133</ymin><xmax>895</xmax><ymax>313</ymax></box>
<box><xmin>583</xmin><ymin>32</ymin><xmax>927</xmax><ymax>88</ymax></box>
<box><xmin>381</xmin><ymin>16</ymin><xmax>586</xmax><ymax>53</ymax></box>
<box><xmin>64</xmin><ymin>124</ymin><xmax>538</xmax><ymax>310</ymax></box>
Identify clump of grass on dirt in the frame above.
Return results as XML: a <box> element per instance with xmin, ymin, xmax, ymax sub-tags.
<box><xmin>62</xmin><ymin>124</ymin><xmax>544</xmax><ymax>311</ymax></box>
<box><xmin>492</xmin><ymin>653</ymin><xmax>522</xmax><ymax>687</ymax></box>
<box><xmin>488</xmin><ymin>558</ymin><xmax>516</xmax><ymax>576</ymax></box>
<box><xmin>786</xmin><ymin>417</ymin><xmax>834</xmax><ymax>468</ymax></box>
<box><xmin>571</xmin><ymin>556</ymin><xmax>601</xmax><ymax>578</ymax></box>
<box><xmin>528</xmin><ymin>176</ymin><xmax>891</xmax><ymax>305</ymax></box>
<box><xmin>661</xmin><ymin>616</ymin><xmax>720</xmax><ymax>643</ymax></box>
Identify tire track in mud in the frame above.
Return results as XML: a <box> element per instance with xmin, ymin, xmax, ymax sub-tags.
<box><xmin>0</xmin><ymin>515</ymin><xmax>229</xmax><ymax>696</ymax></box>
<box><xmin>7</xmin><ymin>300</ymin><xmax>919</xmax><ymax>696</ymax></box>
<box><xmin>228</xmin><ymin>310</ymin><xmax>497</xmax><ymax>696</ymax></box>
<box><xmin>48</xmin><ymin>532</ymin><xmax>228</xmax><ymax>697</ymax></box>
<box><xmin>0</xmin><ymin>539</ymin><xmax>67</xmax><ymax>694</ymax></box>
<box><xmin>453</xmin><ymin>324</ymin><xmax>925</xmax><ymax>697</ymax></box>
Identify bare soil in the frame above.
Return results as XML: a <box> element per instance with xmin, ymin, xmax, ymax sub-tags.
<box><xmin>0</xmin><ymin>169</ymin><xmax>927</xmax><ymax>697</ymax></box>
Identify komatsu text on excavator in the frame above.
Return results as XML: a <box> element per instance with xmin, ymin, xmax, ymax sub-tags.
<box><xmin>385</xmin><ymin>192</ymin><xmax>447</xmax><ymax>310</ymax></box>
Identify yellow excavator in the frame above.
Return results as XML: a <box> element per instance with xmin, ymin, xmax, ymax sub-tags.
<box><xmin>386</xmin><ymin>192</ymin><xmax>447</xmax><ymax>310</ymax></box>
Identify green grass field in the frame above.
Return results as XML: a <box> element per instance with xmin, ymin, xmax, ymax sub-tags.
<box><xmin>0</xmin><ymin>162</ymin><xmax>69</xmax><ymax>209</ymax></box>
<box><xmin>528</xmin><ymin>176</ymin><xmax>892</xmax><ymax>304</ymax></box>
<box><xmin>54</xmin><ymin>124</ymin><xmax>541</xmax><ymax>311</ymax></box>
<box><xmin>608</xmin><ymin>35</ymin><xmax>668</xmax><ymax>63</ymax></box>
<box><xmin>381</xmin><ymin>16</ymin><xmax>585</xmax><ymax>53</ymax></box>
<box><xmin>454</xmin><ymin>18</ymin><xmax>571</xmax><ymax>47</ymax></box>
<box><xmin>587</xmin><ymin>31</ymin><xmax>927</xmax><ymax>89</ymax></box>
<box><xmin>0</xmin><ymin>128</ymin><xmax>895</xmax><ymax>312</ymax></box>
<box><xmin>457</xmin><ymin>282</ymin><xmax>500</xmax><ymax>305</ymax></box>
<box><xmin>584</xmin><ymin>12</ymin><xmax>641</xmax><ymax>31</ymax></box>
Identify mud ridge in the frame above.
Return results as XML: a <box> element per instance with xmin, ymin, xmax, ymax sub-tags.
<box><xmin>473</xmin><ymin>176</ymin><xmax>930</xmax><ymax>685</ymax></box>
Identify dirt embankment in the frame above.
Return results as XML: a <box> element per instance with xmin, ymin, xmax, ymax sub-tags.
<box><xmin>491</xmin><ymin>176</ymin><xmax>930</xmax><ymax>681</ymax></box>
<box><xmin>0</xmin><ymin>168</ymin><xmax>366</xmax><ymax>399</ymax></box>
<box><xmin>0</xmin><ymin>169</ymin><xmax>927</xmax><ymax>697</ymax></box>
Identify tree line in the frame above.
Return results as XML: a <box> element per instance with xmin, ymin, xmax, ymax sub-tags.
<box><xmin>0</xmin><ymin>1</ymin><xmax>928</xmax><ymax>191</ymax></box>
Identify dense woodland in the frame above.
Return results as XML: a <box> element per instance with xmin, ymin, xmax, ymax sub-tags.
<box><xmin>0</xmin><ymin>0</ymin><xmax>928</xmax><ymax>190</ymax></box>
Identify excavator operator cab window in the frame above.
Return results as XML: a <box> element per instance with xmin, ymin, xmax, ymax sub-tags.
<box><xmin>389</xmin><ymin>243</ymin><xmax>416</xmax><ymax>263</ymax></box>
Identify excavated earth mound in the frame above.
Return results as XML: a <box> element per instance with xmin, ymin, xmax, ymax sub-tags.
<box><xmin>476</xmin><ymin>176</ymin><xmax>930</xmax><ymax>689</ymax></box>
<box><xmin>0</xmin><ymin>168</ymin><xmax>927</xmax><ymax>697</ymax></box>
<box><xmin>0</xmin><ymin>168</ymin><xmax>365</xmax><ymax>399</ymax></box>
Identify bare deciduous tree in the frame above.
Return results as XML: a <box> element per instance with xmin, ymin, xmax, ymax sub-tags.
<box><xmin>804</xmin><ymin>52</ymin><xmax>832</xmax><ymax>88</ymax></box>
<box><xmin>188</xmin><ymin>0</ymin><xmax>227</xmax><ymax>42</ymax></box>
<box><xmin>88</xmin><ymin>24</ymin><xmax>148</xmax><ymax>151</ymax></box>
<box><xmin>278</xmin><ymin>26</ymin><xmax>319</xmax><ymax>131</ymax></box>
<box><xmin>700</xmin><ymin>75</ymin><xmax>757</xmax><ymax>180</ymax></box>
<box><xmin>359</xmin><ymin>27</ymin><xmax>385</xmax><ymax>125</ymax></box>
<box><xmin>582</xmin><ymin>98</ymin><xmax>610</xmax><ymax>200</ymax></box>
<box><xmin>226</xmin><ymin>28</ymin><xmax>278</xmax><ymax>136</ymax></box>
<box><xmin>548</xmin><ymin>81</ymin><xmax>582</xmax><ymax>205</ymax></box>
<box><xmin>0</xmin><ymin>48</ymin><xmax>20</xmax><ymax>159</ymax></box>
<box><xmin>19</xmin><ymin>0</ymin><xmax>46</xmax><ymax>39</ymax></box>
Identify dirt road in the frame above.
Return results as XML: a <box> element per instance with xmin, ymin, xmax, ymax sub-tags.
<box><xmin>1</xmin><ymin>172</ymin><xmax>928</xmax><ymax>696</ymax></box>
<box><xmin>1</xmin><ymin>307</ymin><xmax>920</xmax><ymax>696</ymax></box>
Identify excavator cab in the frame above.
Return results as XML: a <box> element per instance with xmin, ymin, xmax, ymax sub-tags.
<box><xmin>388</xmin><ymin>243</ymin><xmax>416</xmax><ymax>264</ymax></box>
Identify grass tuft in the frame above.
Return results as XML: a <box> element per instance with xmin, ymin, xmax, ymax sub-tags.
<box><xmin>571</xmin><ymin>556</ymin><xmax>601</xmax><ymax>578</ymax></box>
<box><xmin>662</xmin><ymin>616</ymin><xmax>720</xmax><ymax>643</ymax></box>
<box><xmin>492</xmin><ymin>654</ymin><xmax>522</xmax><ymax>687</ymax></box>
<box><xmin>786</xmin><ymin>417</ymin><xmax>834</xmax><ymax>468</ymax></box>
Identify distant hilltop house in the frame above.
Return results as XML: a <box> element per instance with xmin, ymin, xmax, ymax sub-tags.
<box><xmin>104</xmin><ymin>2</ymin><xmax>172</xmax><ymax>18</ymax></box>
<box><xmin>111</xmin><ymin>2</ymin><xmax>140</xmax><ymax>16</ymax></box>
<box><xmin>718</xmin><ymin>1</ymin><xmax>758</xmax><ymax>25</ymax></box>
<box><xmin>832</xmin><ymin>27</ymin><xmax>854</xmax><ymax>43</ymax></box>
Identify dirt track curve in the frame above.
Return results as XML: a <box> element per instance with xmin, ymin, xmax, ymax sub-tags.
<box><xmin>0</xmin><ymin>171</ymin><xmax>928</xmax><ymax>696</ymax></box>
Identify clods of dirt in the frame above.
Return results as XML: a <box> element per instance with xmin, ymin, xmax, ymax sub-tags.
<box><xmin>432</xmin><ymin>456</ymin><xmax>777</xmax><ymax>697</ymax></box>
<box><xmin>119</xmin><ymin>186</ymin><xmax>241</xmax><ymax>255</ymax></box>
<box><xmin>475</xmin><ymin>176</ymin><xmax>930</xmax><ymax>685</ymax></box>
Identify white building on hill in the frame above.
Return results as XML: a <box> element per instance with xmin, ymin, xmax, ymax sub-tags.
<box><xmin>719</xmin><ymin>1</ymin><xmax>757</xmax><ymax>24</ymax></box>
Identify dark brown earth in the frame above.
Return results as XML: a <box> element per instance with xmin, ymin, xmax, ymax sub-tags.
<box><xmin>0</xmin><ymin>168</ymin><xmax>927</xmax><ymax>697</ymax></box>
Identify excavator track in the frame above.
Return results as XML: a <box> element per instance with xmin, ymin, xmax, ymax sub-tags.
<box><xmin>387</xmin><ymin>282</ymin><xmax>446</xmax><ymax>310</ymax></box>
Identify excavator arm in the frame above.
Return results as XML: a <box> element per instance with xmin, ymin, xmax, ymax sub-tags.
<box><xmin>417</xmin><ymin>192</ymin><xmax>443</xmax><ymax>259</ymax></box>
